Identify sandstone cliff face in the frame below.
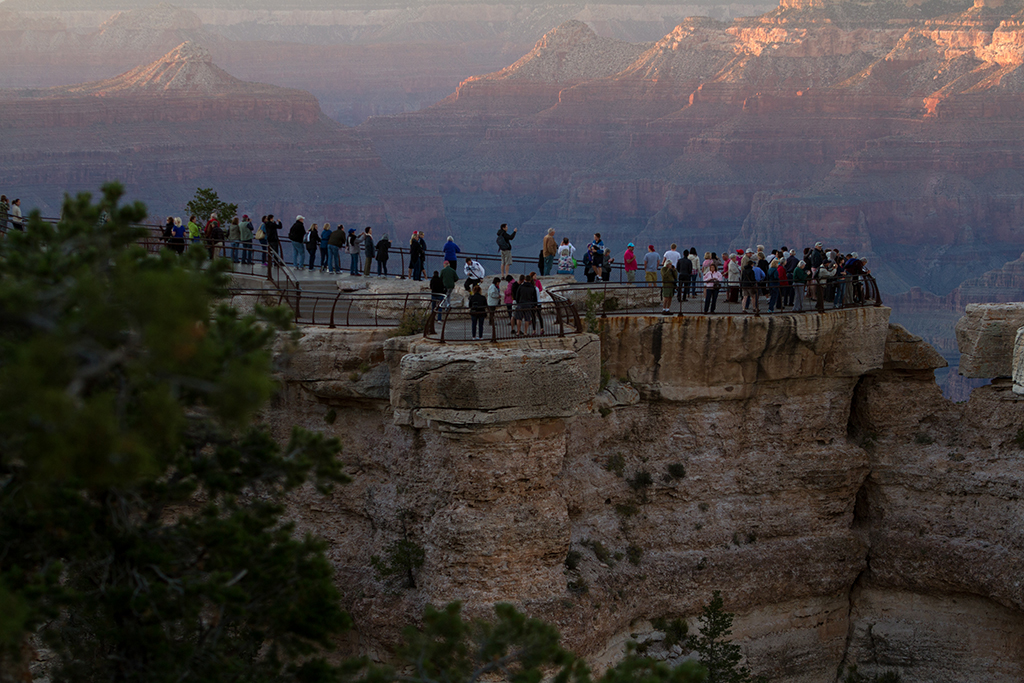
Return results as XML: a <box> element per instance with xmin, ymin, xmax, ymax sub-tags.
<box><xmin>265</xmin><ymin>305</ymin><xmax>1024</xmax><ymax>682</ymax></box>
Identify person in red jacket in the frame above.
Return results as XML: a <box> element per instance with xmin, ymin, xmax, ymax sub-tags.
<box><xmin>623</xmin><ymin>243</ymin><xmax>638</xmax><ymax>283</ymax></box>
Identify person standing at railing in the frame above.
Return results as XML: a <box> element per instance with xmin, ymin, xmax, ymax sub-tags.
<box><xmin>417</xmin><ymin>232</ymin><xmax>428</xmax><ymax>278</ymax></box>
<box><xmin>362</xmin><ymin>227</ymin><xmax>375</xmax><ymax>277</ymax></box>
<box><xmin>589</xmin><ymin>234</ymin><xmax>604</xmax><ymax>279</ymax></box>
<box><xmin>346</xmin><ymin>228</ymin><xmax>361</xmax><ymax>275</ymax></box>
<box><xmin>469</xmin><ymin>285</ymin><xmax>489</xmax><ymax>340</ymax></box>
<box><xmin>463</xmin><ymin>257</ymin><xmax>485</xmax><ymax>292</ymax></box>
<box><xmin>443</xmin><ymin>235</ymin><xmax>461</xmax><ymax>266</ymax></box>
<box><xmin>740</xmin><ymin>260</ymin><xmax>757</xmax><ymax>313</ymax></box>
<box><xmin>660</xmin><ymin>260</ymin><xmax>677</xmax><ymax>314</ymax></box>
<box><xmin>643</xmin><ymin>245</ymin><xmax>660</xmax><ymax>285</ymax></box>
<box><xmin>514</xmin><ymin>272</ymin><xmax>539</xmax><ymax>336</ymax></box>
<box><xmin>319</xmin><ymin>223</ymin><xmax>333</xmax><ymax>272</ymax></box>
<box><xmin>239</xmin><ymin>216</ymin><xmax>254</xmax><ymax>266</ymax></box>
<box><xmin>703</xmin><ymin>262</ymin><xmax>724</xmax><ymax>313</ymax></box>
<box><xmin>409</xmin><ymin>232</ymin><xmax>423</xmax><ymax>280</ymax></box>
<box><xmin>623</xmin><ymin>243</ymin><xmax>638</xmax><ymax>283</ymax></box>
<box><xmin>305</xmin><ymin>224</ymin><xmax>321</xmax><ymax>271</ymax></box>
<box><xmin>264</xmin><ymin>215</ymin><xmax>280</xmax><ymax>262</ymax></box>
<box><xmin>556</xmin><ymin>238</ymin><xmax>575</xmax><ymax>274</ymax></box>
<box><xmin>327</xmin><ymin>224</ymin><xmax>345</xmax><ymax>275</ymax></box>
<box><xmin>687</xmin><ymin>248</ymin><xmax>700</xmax><ymax>296</ymax></box>
<box><xmin>542</xmin><ymin>228</ymin><xmax>557</xmax><ymax>275</ymax></box>
<box><xmin>228</xmin><ymin>217</ymin><xmax>242</xmax><ymax>263</ymax></box>
<box><xmin>187</xmin><ymin>216</ymin><xmax>202</xmax><ymax>246</ymax></box>
<box><xmin>169</xmin><ymin>217</ymin><xmax>186</xmax><ymax>255</ymax></box>
<box><xmin>255</xmin><ymin>216</ymin><xmax>268</xmax><ymax>264</ymax></box>
<box><xmin>496</xmin><ymin>223</ymin><xmax>517</xmax><ymax>278</ymax></box>
<box><xmin>503</xmin><ymin>275</ymin><xmax>516</xmax><ymax>318</ymax></box>
<box><xmin>487</xmin><ymin>277</ymin><xmax>502</xmax><ymax>311</ymax></box>
<box><xmin>9</xmin><ymin>198</ymin><xmax>23</xmax><ymax>232</ymax></box>
<box><xmin>765</xmin><ymin>258</ymin><xmax>781</xmax><ymax>313</ymax></box>
<box><xmin>375</xmin><ymin>233</ymin><xmax>391</xmax><ymax>277</ymax></box>
<box><xmin>204</xmin><ymin>213</ymin><xmax>223</xmax><ymax>260</ymax></box>
<box><xmin>0</xmin><ymin>195</ymin><xmax>8</xmax><ymax>232</ymax></box>
<box><xmin>792</xmin><ymin>260</ymin><xmax>809</xmax><ymax>312</ymax></box>
<box><xmin>288</xmin><ymin>216</ymin><xmax>306</xmax><ymax>269</ymax></box>
<box><xmin>162</xmin><ymin>216</ymin><xmax>174</xmax><ymax>243</ymax></box>
<box><xmin>676</xmin><ymin>250</ymin><xmax>692</xmax><ymax>302</ymax></box>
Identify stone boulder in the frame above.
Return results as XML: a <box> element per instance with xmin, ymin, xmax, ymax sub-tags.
<box><xmin>955</xmin><ymin>303</ymin><xmax>1024</xmax><ymax>378</ymax></box>
<box><xmin>883</xmin><ymin>323</ymin><xmax>947</xmax><ymax>372</ymax></box>
<box><xmin>386</xmin><ymin>334</ymin><xmax>600</xmax><ymax>427</ymax></box>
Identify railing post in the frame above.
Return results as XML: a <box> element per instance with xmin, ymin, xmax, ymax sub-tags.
<box><xmin>490</xmin><ymin>309</ymin><xmax>497</xmax><ymax>343</ymax></box>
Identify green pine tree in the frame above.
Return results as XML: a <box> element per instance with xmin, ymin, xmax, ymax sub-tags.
<box><xmin>687</xmin><ymin>591</ymin><xmax>764</xmax><ymax>683</ymax></box>
<box><xmin>186</xmin><ymin>187</ymin><xmax>237</xmax><ymax>223</ymax></box>
<box><xmin>0</xmin><ymin>184</ymin><xmax>348</xmax><ymax>683</ymax></box>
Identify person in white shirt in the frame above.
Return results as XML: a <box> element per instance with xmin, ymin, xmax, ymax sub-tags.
<box><xmin>463</xmin><ymin>257</ymin><xmax>486</xmax><ymax>292</ymax></box>
<box><xmin>662</xmin><ymin>243</ymin><xmax>681</xmax><ymax>269</ymax></box>
<box><xmin>9</xmin><ymin>198</ymin><xmax>23</xmax><ymax>231</ymax></box>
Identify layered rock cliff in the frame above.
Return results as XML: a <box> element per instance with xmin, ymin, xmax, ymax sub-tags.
<box><xmin>264</xmin><ymin>304</ymin><xmax>1024</xmax><ymax>683</ymax></box>
<box><xmin>0</xmin><ymin>42</ymin><xmax>446</xmax><ymax>231</ymax></box>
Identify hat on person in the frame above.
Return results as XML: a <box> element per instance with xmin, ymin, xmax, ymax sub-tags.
<box><xmin>348</xmin><ymin>228</ymin><xmax>356</xmax><ymax>234</ymax></box>
<box><xmin>815</xmin><ymin>241</ymin><xmax>823</xmax><ymax>248</ymax></box>
<box><xmin>296</xmin><ymin>215</ymin><xmax>305</xmax><ymax>221</ymax></box>
<box><xmin>242</xmin><ymin>214</ymin><xmax>249</xmax><ymax>220</ymax></box>
<box><xmin>627</xmin><ymin>243</ymin><xmax>634</xmax><ymax>247</ymax></box>
<box><xmin>648</xmin><ymin>244</ymin><xmax>655</xmax><ymax>250</ymax></box>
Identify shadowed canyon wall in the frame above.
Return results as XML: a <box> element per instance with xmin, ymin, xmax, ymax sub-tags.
<box><xmin>263</xmin><ymin>306</ymin><xmax>1024</xmax><ymax>683</ymax></box>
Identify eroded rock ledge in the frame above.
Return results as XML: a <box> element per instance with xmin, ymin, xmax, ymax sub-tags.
<box><xmin>268</xmin><ymin>307</ymin><xmax>1024</xmax><ymax>683</ymax></box>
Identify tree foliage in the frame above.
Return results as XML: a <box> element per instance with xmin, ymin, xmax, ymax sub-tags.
<box><xmin>0</xmin><ymin>184</ymin><xmax>349</xmax><ymax>683</ymax></box>
<box><xmin>358</xmin><ymin>602</ymin><xmax>706</xmax><ymax>683</ymax></box>
<box><xmin>186</xmin><ymin>187</ymin><xmax>237</xmax><ymax>223</ymax></box>
<box><xmin>686</xmin><ymin>592</ymin><xmax>764</xmax><ymax>683</ymax></box>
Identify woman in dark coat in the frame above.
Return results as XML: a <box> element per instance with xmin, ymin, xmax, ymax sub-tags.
<box><xmin>375</xmin><ymin>234</ymin><xmax>391</xmax><ymax>277</ymax></box>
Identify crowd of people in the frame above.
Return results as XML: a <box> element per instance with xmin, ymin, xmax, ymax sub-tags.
<box><xmin>154</xmin><ymin>212</ymin><xmax>872</xmax><ymax>322</ymax></box>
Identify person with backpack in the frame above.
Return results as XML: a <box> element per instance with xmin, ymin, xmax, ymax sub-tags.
<box><xmin>288</xmin><ymin>216</ymin><xmax>306</xmax><ymax>269</ymax></box>
<box><xmin>496</xmin><ymin>223</ymin><xmax>517</xmax><ymax>277</ymax></box>
<box><xmin>327</xmin><ymin>224</ymin><xmax>346</xmax><ymax>275</ymax></box>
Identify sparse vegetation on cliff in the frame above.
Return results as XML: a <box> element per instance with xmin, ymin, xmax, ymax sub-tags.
<box><xmin>688</xmin><ymin>591</ymin><xmax>766</xmax><ymax>683</ymax></box>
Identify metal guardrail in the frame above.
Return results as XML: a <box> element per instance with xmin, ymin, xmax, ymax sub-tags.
<box><xmin>546</xmin><ymin>274</ymin><xmax>883</xmax><ymax>318</ymax></box>
<box><xmin>423</xmin><ymin>293</ymin><xmax>583</xmax><ymax>343</ymax></box>
<box><xmin>228</xmin><ymin>287</ymin><xmax>435</xmax><ymax>329</ymax></box>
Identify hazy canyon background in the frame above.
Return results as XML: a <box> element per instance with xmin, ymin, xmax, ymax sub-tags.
<box><xmin>2</xmin><ymin>0</ymin><xmax>1024</xmax><ymax>394</ymax></box>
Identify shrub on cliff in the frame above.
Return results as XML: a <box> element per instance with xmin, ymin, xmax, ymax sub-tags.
<box><xmin>687</xmin><ymin>591</ymin><xmax>766</xmax><ymax>683</ymax></box>
<box><xmin>361</xmin><ymin>602</ymin><xmax>707</xmax><ymax>683</ymax></box>
<box><xmin>0</xmin><ymin>185</ymin><xmax>350</xmax><ymax>683</ymax></box>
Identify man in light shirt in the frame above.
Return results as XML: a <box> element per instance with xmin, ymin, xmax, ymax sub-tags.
<box><xmin>662</xmin><ymin>243</ymin><xmax>681</xmax><ymax>269</ymax></box>
<box><xmin>643</xmin><ymin>245</ymin><xmax>661</xmax><ymax>285</ymax></box>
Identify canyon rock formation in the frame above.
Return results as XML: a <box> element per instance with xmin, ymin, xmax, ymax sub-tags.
<box><xmin>0</xmin><ymin>42</ymin><xmax>446</xmax><ymax>232</ymax></box>
<box><xmin>263</xmin><ymin>302</ymin><xmax>1024</xmax><ymax>683</ymax></box>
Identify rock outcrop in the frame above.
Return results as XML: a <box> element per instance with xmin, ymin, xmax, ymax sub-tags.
<box><xmin>955</xmin><ymin>303</ymin><xmax>1024</xmax><ymax>377</ymax></box>
<box><xmin>264</xmin><ymin>300</ymin><xmax>1024</xmax><ymax>682</ymax></box>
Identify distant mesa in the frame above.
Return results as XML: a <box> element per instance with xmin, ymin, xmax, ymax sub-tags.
<box><xmin>54</xmin><ymin>41</ymin><xmax>294</xmax><ymax>98</ymax></box>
